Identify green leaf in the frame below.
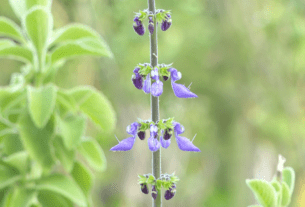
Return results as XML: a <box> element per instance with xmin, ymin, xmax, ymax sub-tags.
<box><xmin>3</xmin><ymin>151</ymin><xmax>29</xmax><ymax>174</ymax></box>
<box><xmin>18</xmin><ymin>112</ymin><xmax>55</xmax><ymax>171</ymax></box>
<box><xmin>27</xmin><ymin>84</ymin><xmax>57</xmax><ymax>128</ymax></box>
<box><xmin>23</xmin><ymin>6</ymin><xmax>53</xmax><ymax>71</ymax></box>
<box><xmin>282</xmin><ymin>167</ymin><xmax>295</xmax><ymax>195</ymax></box>
<box><xmin>5</xmin><ymin>187</ymin><xmax>35</xmax><ymax>207</ymax></box>
<box><xmin>246</xmin><ymin>179</ymin><xmax>277</xmax><ymax>207</ymax></box>
<box><xmin>147</xmin><ymin>175</ymin><xmax>155</xmax><ymax>184</ymax></box>
<box><xmin>53</xmin><ymin>135</ymin><xmax>75</xmax><ymax>172</ymax></box>
<box><xmin>26</xmin><ymin>0</ymin><xmax>52</xmax><ymax>10</ymax></box>
<box><xmin>77</xmin><ymin>137</ymin><xmax>107</xmax><ymax>172</ymax></box>
<box><xmin>0</xmin><ymin>40</ymin><xmax>15</xmax><ymax>48</ymax></box>
<box><xmin>56</xmin><ymin>90</ymin><xmax>77</xmax><ymax>116</ymax></box>
<box><xmin>50</xmin><ymin>24</ymin><xmax>100</xmax><ymax>46</ymax></box>
<box><xmin>51</xmin><ymin>38</ymin><xmax>113</xmax><ymax>64</ymax></box>
<box><xmin>3</xmin><ymin>134</ymin><xmax>23</xmax><ymax>156</ymax></box>
<box><xmin>281</xmin><ymin>182</ymin><xmax>291</xmax><ymax>207</ymax></box>
<box><xmin>0</xmin><ymin>45</ymin><xmax>33</xmax><ymax>63</ymax></box>
<box><xmin>36</xmin><ymin>174</ymin><xmax>87</xmax><ymax>206</ymax></box>
<box><xmin>0</xmin><ymin>88</ymin><xmax>25</xmax><ymax>114</ymax></box>
<box><xmin>58</xmin><ymin>114</ymin><xmax>86</xmax><ymax>150</ymax></box>
<box><xmin>0</xmin><ymin>17</ymin><xmax>25</xmax><ymax>43</ymax></box>
<box><xmin>71</xmin><ymin>161</ymin><xmax>93</xmax><ymax>196</ymax></box>
<box><xmin>38</xmin><ymin>190</ymin><xmax>73</xmax><ymax>207</ymax></box>
<box><xmin>0</xmin><ymin>165</ymin><xmax>20</xmax><ymax>190</ymax></box>
<box><xmin>69</xmin><ymin>86</ymin><xmax>116</xmax><ymax>132</ymax></box>
<box><xmin>9</xmin><ymin>0</ymin><xmax>27</xmax><ymax>19</ymax></box>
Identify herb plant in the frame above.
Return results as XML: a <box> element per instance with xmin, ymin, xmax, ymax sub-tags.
<box><xmin>110</xmin><ymin>0</ymin><xmax>200</xmax><ymax>206</ymax></box>
<box><xmin>0</xmin><ymin>0</ymin><xmax>115</xmax><ymax>206</ymax></box>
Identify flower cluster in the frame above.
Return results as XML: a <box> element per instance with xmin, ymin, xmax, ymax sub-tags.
<box><xmin>138</xmin><ymin>173</ymin><xmax>179</xmax><ymax>201</ymax></box>
<box><xmin>133</xmin><ymin>9</ymin><xmax>172</xmax><ymax>36</ymax></box>
<box><xmin>110</xmin><ymin>119</ymin><xmax>200</xmax><ymax>152</ymax></box>
<box><xmin>132</xmin><ymin>64</ymin><xmax>198</xmax><ymax>98</ymax></box>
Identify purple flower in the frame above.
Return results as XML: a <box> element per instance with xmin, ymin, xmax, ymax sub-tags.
<box><xmin>148</xmin><ymin>124</ymin><xmax>160</xmax><ymax>152</ymax></box>
<box><xmin>143</xmin><ymin>74</ymin><xmax>151</xmax><ymax>94</ymax></box>
<box><xmin>110</xmin><ymin>122</ymin><xmax>140</xmax><ymax>151</ymax></box>
<box><xmin>151</xmin><ymin>68</ymin><xmax>163</xmax><ymax>97</ymax></box>
<box><xmin>132</xmin><ymin>67</ymin><xmax>143</xmax><ymax>89</ymax></box>
<box><xmin>138</xmin><ymin>131</ymin><xmax>146</xmax><ymax>140</ymax></box>
<box><xmin>161</xmin><ymin>14</ymin><xmax>172</xmax><ymax>31</ymax></box>
<box><xmin>133</xmin><ymin>16</ymin><xmax>145</xmax><ymax>36</ymax></box>
<box><xmin>163</xmin><ymin>128</ymin><xmax>172</xmax><ymax>140</ymax></box>
<box><xmin>168</xmin><ymin>68</ymin><xmax>198</xmax><ymax>98</ymax></box>
<box><xmin>164</xmin><ymin>184</ymin><xmax>176</xmax><ymax>200</ymax></box>
<box><xmin>151</xmin><ymin>185</ymin><xmax>158</xmax><ymax>200</ymax></box>
<box><xmin>148</xmin><ymin>16</ymin><xmax>154</xmax><ymax>34</ymax></box>
<box><xmin>160</xmin><ymin>130</ymin><xmax>171</xmax><ymax>149</ymax></box>
<box><xmin>173</xmin><ymin>122</ymin><xmax>200</xmax><ymax>152</ymax></box>
<box><xmin>141</xmin><ymin>183</ymin><xmax>149</xmax><ymax>194</ymax></box>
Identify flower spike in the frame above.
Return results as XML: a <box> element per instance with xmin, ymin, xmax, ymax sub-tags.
<box><xmin>168</xmin><ymin>68</ymin><xmax>198</xmax><ymax>98</ymax></box>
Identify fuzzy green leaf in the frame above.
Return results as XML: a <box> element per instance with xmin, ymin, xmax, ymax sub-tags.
<box><xmin>0</xmin><ymin>17</ymin><xmax>25</xmax><ymax>43</ymax></box>
<box><xmin>246</xmin><ymin>179</ymin><xmax>277</xmax><ymax>207</ymax></box>
<box><xmin>5</xmin><ymin>187</ymin><xmax>35</xmax><ymax>207</ymax></box>
<box><xmin>3</xmin><ymin>151</ymin><xmax>29</xmax><ymax>174</ymax></box>
<box><xmin>38</xmin><ymin>190</ymin><xmax>73</xmax><ymax>207</ymax></box>
<box><xmin>24</xmin><ymin>6</ymin><xmax>53</xmax><ymax>70</ymax></box>
<box><xmin>50</xmin><ymin>24</ymin><xmax>100</xmax><ymax>46</ymax></box>
<box><xmin>0</xmin><ymin>45</ymin><xmax>33</xmax><ymax>63</ymax></box>
<box><xmin>281</xmin><ymin>182</ymin><xmax>291</xmax><ymax>207</ymax></box>
<box><xmin>0</xmin><ymin>88</ymin><xmax>25</xmax><ymax>114</ymax></box>
<box><xmin>51</xmin><ymin>38</ymin><xmax>112</xmax><ymax>64</ymax></box>
<box><xmin>77</xmin><ymin>137</ymin><xmax>106</xmax><ymax>172</ymax></box>
<box><xmin>71</xmin><ymin>161</ymin><xmax>93</xmax><ymax>196</ymax></box>
<box><xmin>0</xmin><ymin>165</ymin><xmax>20</xmax><ymax>190</ymax></box>
<box><xmin>27</xmin><ymin>84</ymin><xmax>57</xmax><ymax>128</ymax></box>
<box><xmin>58</xmin><ymin>114</ymin><xmax>86</xmax><ymax>150</ymax></box>
<box><xmin>36</xmin><ymin>174</ymin><xmax>87</xmax><ymax>206</ymax></box>
<box><xmin>282</xmin><ymin>167</ymin><xmax>295</xmax><ymax>195</ymax></box>
<box><xmin>3</xmin><ymin>134</ymin><xmax>23</xmax><ymax>156</ymax></box>
<box><xmin>69</xmin><ymin>86</ymin><xmax>116</xmax><ymax>132</ymax></box>
<box><xmin>18</xmin><ymin>112</ymin><xmax>55</xmax><ymax>171</ymax></box>
<box><xmin>53</xmin><ymin>135</ymin><xmax>75</xmax><ymax>172</ymax></box>
<box><xmin>9</xmin><ymin>0</ymin><xmax>27</xmax><ymax>19</ymax></box>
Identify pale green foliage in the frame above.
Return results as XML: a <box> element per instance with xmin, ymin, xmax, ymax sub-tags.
<box><xmin>247</xmin><ymin>167</ymin><xmax>296</xmax><ymax>207</ymax></box>
<box><xmin>0</xmin><ymin>0</ymin><xmax>115</xmax><ymax>206</ymax></box>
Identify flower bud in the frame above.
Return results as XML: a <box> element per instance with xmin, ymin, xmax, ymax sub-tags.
<box><xmin>164</xmin><ymin>184</ymin><xmax>176</xmax><ymax>200</ymax></box>
<box><xmin>163</xmin><ymin>76</ymin><xmax>169</xmax><ymax>81</ymax></box>
<box><xmin>161</xmin><ymin>14</ymin><xmax>172</xmax><ymax>31</ymax></box>
<box><xmin>148</xmin><ymin>16</ymin><xmax>154</xmax><ymax>34</ymax></box>
<box><xmin>132</xmin><ymin>75</ymin><xmax>143</xmax><ymax>90</ymax></box>
<box><xmin>140</xmin><ymin>183</ymin><xmax>149</xmax><ymax>194</ymax></box>
<box><xmin>151</xmin><ymin>185</ymin><xmax>157</xmax><ymax>200</ymax></box>
<box><xmin>163</xmin><ymin>128</ymin><xmax>172</xmax><ymax>140</ymax></box>
<box><xmin>133</xmin><ymin>16</ymin><xmax>145</xmax><ymax>36</ymax></box>
<box><xmin>138</xmin><ymin>131</ymin><xmax>146</xmax><ymax>140</ymax></box>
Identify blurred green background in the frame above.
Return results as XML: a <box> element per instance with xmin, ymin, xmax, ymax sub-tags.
<box><xmin>1</xmin><ymin>0</ymin><xmax>305</xmax><ymax>206</ymax></box>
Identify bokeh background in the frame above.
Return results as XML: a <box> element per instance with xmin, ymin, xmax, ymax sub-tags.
<box><xmin>1</xmin><ymin>0</ymin><xmax>305</xmax><ymax>206</ymax></box>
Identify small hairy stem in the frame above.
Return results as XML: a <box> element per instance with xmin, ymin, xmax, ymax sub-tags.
<box><xmin>148</xmin><ymin>0</ymin><xmax>161</xmax><ymax>206</ymax></box>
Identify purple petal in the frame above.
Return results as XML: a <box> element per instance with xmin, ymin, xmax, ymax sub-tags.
<box><xmin>110</xmin><ymin>137</ymin><xmax>136</xmax><ymax>151</ymax></box>
<box><xmin>151</xmin><ymin>68</ymin><xmax>159</xmax><ymax>80</ymax></box>
<box><xmin>151</xmin><ymin>81</ymin><xmax>163</xmax><ymax>97</ymax></box>
<box><xmin>148</xmin><ymin>23</ymin><xmax>154</xmax><ymax>34</ymax></box>
<box><xmin>168</xmin><ymin>68</ymin><xmax>181</xmax><ymax>82</ymax></box>
<box><xmin>176</xmin><ymin>135</ymin><xmax>200</xmax><ymax>152</ymax></box>
<box><xmin>143</xmin><ymin>74</ymin><xmax>151</xmax><ymax>94</ymax></box>
<box><xmin>137</xmin><ymin>131</ymin><xmax>145</xmax><ymax>140</ymax></box>
<box><xmin>163</xmin><ymin>128</ymin><xmax>172</xmax><ymax>140</ymax></box>
<box><xmin>127</xmin><ymin>122</ymin><xmax>140</xmax><ymax>136</ymax></box>
<box><xmin>133</xmin><ymin>23</ymin><xmax>145</xmax><ymax>36</ymax></box>
<box><xmin>151</xmin><ymin>185</ymin><xmax>158</xmax><ymax>200</ymax></box>
<box><xmin>132</xmin><ymin>75</ymin><xmax>143</xmax><ymax>90</ymax></box>
<box><xmin>171</xmin><ymin>82</ymin><xmax>197</xmax><ymax>98</ymax></box>
<box><xmin>141</xmin><ymin>183</ymin><xmax>149</xmax><ymax>194</ymax></box>
<box><xmin>160</xmin><ymin>133</ymin><xmax>171</xmax><ymax>149</ymax></box>
<box><xmin>173</xmin><ymin>122</ymin><xmax>185</xmax><ymax>135</ymax></box>
<box><xmin>133</xmin><ymin>67</ymin><xmax>140</xmax><ymax>74</ymax></box>
<box><xmin>148</xmin><ymin>136</ymin><xmax>160</xmax><ymax>152</ymax></box>
<box><xmin>150</xmin><ymin>124</ymin><xmax>158</xmax><ymax>138</ymax></box>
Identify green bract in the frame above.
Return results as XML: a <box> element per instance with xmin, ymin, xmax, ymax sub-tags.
<box><xmin>0</xmin><ymin>0</ymin><xmax>116</xmax><ymax>206</ymax></box>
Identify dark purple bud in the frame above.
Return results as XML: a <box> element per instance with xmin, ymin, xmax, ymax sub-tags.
<box><xmin>163</xmin><ymin>76</ymin><xmax>169</xmax><ymax>81</ymax></box>
<box><xmin>138</xmin><ymin>131</ymin><xmax>146</xmax><ymax>140</ymax></box>
<box><xmin>141</xmin><ymin>183</ymin><xmax>149</xmax><ymax>194</ymax></box>
<box><xmin>161</xmin><ymin>14</ymin><xmax>172</xmax><ymax>31</ymax></box>
<box><xmin>132</xmin><ymin>75</ymin><xmax>143</xmax><ymax>90</ymax></box>
<box><xmin>151</xmin><ymin>185</ymin><xmax>157</xmax><ymax>200</ymax></box>
<box><xmin>133</xmin><ymin>17</ymin><xmax>145</xmax><ymax>36</ymax></box>
<box><xmin>163</xmin><ymin>128</ymin><xmax>172</xmax><ymax>140</ymax></box>
<box><xmin>148</xmin><ymin>16</ymin><xmax>154</xmax><ymax>34</ymax></box>
<box><xmin>164</xmin><ymin>184</ymin><xmax>176</xmax><ymax>200</ymax></box>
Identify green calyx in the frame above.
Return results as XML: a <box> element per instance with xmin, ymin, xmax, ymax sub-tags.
<box><xmin>138</xmin><ymin>173</ymin><xmax>180</xmax><ymax>191</ymax></box>
<box><xmin>155</xmin><ymin>9</ymin><xmax>171</xmax><ymax>23</ymax></box>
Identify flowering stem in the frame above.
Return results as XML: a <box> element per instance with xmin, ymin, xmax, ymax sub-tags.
<box><xmin>148</xmin><ymin>0</ymin><xmax>161</xmax><ymax>206</ymax></box>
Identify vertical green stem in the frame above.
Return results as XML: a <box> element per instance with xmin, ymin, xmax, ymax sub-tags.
<box><xmin>148</xmin><ymin>0</ymin><xmax>161</xmax><ymax>206</ymax></box>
